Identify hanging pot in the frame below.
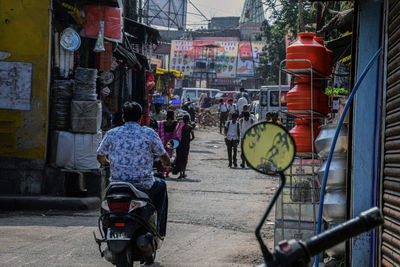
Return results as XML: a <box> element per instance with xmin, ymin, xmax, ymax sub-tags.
<box><xmin>315</xmin><ymin>123</ymin><xmax>348</xmax><ymax>159</ymax></box>
<box><xmin>322</xmin><ymin>189</ymin><xmax>346</xmax><ymax>222</ymax></box>
<box><xmin>286</xmin><ymin>32</ymin><xmax>327</xmax><ymax>74</ymax></box>
<box><xmin>318</xmin><ymin>155</ymin><xmax>346</xmax><ymax>191</ymax></box>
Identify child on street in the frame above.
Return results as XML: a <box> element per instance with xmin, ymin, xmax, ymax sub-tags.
<box><xmin>239</xmin><ymin>111</ymin><xmax>254</xmax><ymax>168</ymax></box>
<box><xmin>224</xmin><ymin>113</ymin><xmax>240</xmax><ymax>168</ymax></box>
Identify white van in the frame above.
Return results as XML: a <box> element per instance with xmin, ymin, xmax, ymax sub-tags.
<box><xmin>181</xmin><ymin>88</ymin><xmax>220</xmax><ymax>103</ymax></box>
<box><xmin>258</xmin><ymin>85</ymin><xmax>290</xmax><ymax>121</ymax></box>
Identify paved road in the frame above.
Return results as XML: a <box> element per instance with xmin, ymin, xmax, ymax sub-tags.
<box><xmin>0</xmin><ymin>127</ymin><xmax>277</xmax><ymax>267</ymax></box>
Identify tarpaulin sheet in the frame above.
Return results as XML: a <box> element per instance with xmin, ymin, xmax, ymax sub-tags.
<box><xmin>85</xmin><ymin>5</ymin><xmax>122</xmax><ymax>42</ymax></box>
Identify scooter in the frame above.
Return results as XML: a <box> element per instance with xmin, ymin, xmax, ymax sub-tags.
<box><xmin>94</xmin><ymin>181</ymin><xmax>162</xmax><ymax>267</ymax></box>
<box><xmin>241</xmin><ymin>122</ymin><xmax>384</xmax><ymax>267</ymax></box>
<box><xmin>94</xmin><ymin>139</ymin><xmax>179</xmax><ymax>266</ymax></box>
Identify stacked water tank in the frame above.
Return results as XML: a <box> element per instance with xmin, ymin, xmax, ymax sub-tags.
<box><xmin>315</xmin><ymin>124</ymin><xmax>348</xmax><ymax>258</ymax></box>
<box><xmin>285</xmin><ymin>32</ymin><xmax>332</xmax><ymax>154</ymax></box>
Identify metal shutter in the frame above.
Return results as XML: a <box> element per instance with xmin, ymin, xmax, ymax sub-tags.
<box><xmin>382</xmin><ymin>1</ymin><xmax>400</xmax><ymax>266</ymax></box>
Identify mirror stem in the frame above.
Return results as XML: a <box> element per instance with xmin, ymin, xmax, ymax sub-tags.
<box><xmin>255</xmin><ymin>171</ymin><xmax>286</xmax><ymax>263</ymax></box>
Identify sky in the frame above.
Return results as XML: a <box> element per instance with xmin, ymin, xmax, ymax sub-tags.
<box><xmin>185</xmin><ymin>0</ymin><xmax>246</xmax><ymax>29</ymax></box>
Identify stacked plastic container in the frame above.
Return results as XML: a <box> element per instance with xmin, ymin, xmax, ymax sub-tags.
<box><xmin>286</xmin><ymin>32</ymin><xmax>332</xmax><ymax>153</ymax></box>
<box><xmin>315</xmin><ymin>123</ymin><xmax>349</xmax><ymax>258</ymax></box>
<box><xmin>53</xmin><ymin>67</ymin><xmax>102</xmax><ymax>170</ymax></box>
<box><xmin>71</xmin><ymin>67</ymin><xmax>102</xmax><ymax>134</ymax></box>
<box><xmin>53</xmin><ymin>80</ymin><xmax>74</xmax><ymax>130</ymax></box>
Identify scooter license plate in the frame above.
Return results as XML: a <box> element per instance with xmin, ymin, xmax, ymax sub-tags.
<box><xmin>107</xmin><ymin>228</ymin><xmax>130</xmax><ymax>241</ymax></box>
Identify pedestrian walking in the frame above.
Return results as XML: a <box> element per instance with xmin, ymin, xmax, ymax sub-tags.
<box><xmin>218</xmin><ymin>99</ymin><xmax>229</xmax><ymax>134</ymax></box>
<box><xmin>158</xmin><ymin>110</ymin><xmax>182</xmax><ymax>177</ymax></box>
<box><xmin>224</xmin><ymin>113</ymin><xmax>240</xmax><ymax>168</ymax></box>
<box><xmin>227</xmin><ymin>98</ymin><xmax>239</xmax><ymax>120</ymax></box>
<box><xmin>239</xmin><ymin>111</ymin><xmax>254</xmax><ymax>168</ymax></box>
<box><xmin>237</xmin><ymin>93</ymin><xmax>248</xmax><ymax>115</ymax></box>
<box><xmin>173</xmin><ymin>115</ymin><xmax>195</xmax><ymax>179</ymax></box>
<box><xmin>201</xmin><ymin>92</ymin><xmax>212</xmax><ymax>109</ymax></box>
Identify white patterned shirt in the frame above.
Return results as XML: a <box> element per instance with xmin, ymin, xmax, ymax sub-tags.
<box><xmin>97</xmin><ymin>122</ymin><xmax>166</xmax><ymax>189</ymax></box>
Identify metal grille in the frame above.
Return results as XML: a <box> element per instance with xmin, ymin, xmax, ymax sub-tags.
<box><xmin>382</xmin><ymin>1</ymin><xmax>400</xmax><ymax>266</ymax></box>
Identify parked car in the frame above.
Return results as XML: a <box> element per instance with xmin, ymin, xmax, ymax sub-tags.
<box><xmin>215</xmin><ymin>91</ymin><xmax>239</xmax><ymax>103</ymax></box>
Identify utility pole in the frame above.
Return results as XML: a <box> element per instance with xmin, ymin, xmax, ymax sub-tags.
<box><xmin>298</xmin><ymin>0</ymin><xmax>305</xmax><ymax>32</ymax></box>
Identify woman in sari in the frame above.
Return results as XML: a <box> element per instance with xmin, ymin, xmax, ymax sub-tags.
<box><xmin>174</xmin><ymin>115</ymin><xmax>194</xmax><ymax>178</ymax></box>
<box><xmin>158</xmin><ymin>111</ymin><xmax>182</xmax><ymax>176</ymax></box>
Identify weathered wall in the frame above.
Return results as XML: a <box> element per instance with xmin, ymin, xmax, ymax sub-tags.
<box><xmin>0</xmin><ymin>0</ymin><xmax>51</xmax><ymax>160</ymax></box>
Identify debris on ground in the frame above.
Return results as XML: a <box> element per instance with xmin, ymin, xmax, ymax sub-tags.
<box><xmin>196</xmin><ymin>107</ymin><xmax>219</xmax><ymax>127</ymax></box>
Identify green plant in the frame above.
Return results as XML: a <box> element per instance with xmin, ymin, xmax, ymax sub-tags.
<box><xmin>325</xmin><ymin>87</ymin><xmax>348</xmax><ymax>96</ymax></box>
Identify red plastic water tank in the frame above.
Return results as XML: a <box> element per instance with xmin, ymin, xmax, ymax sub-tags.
<box><xmin>314</xmin><ymin>37</ymin><xmax>333</xmax><ymax>76</ymax></box>
<box><xmin>290</xmin><ymin>120</ymin><xmax>316</xmax><ymax>153</ymax></box>
<box><xmin>286</xmin><ymin>32</ymin><xmax>327</xmax><ymax>74</ymax></box>
<box><xmin>286</xmin><ymin>79</ymin><xmax>329</xmax><ymax>114</ymax></box>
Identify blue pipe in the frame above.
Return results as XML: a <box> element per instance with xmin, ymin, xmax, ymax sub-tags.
<box><xmin>314</xmin><ymin>47</ymin><xmax>382</xmax><ymax>267</ymax></box>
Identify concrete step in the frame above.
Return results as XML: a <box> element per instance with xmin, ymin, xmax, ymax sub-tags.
<box><xmin>0</xmin><ymin>196</ymin><xmax>100</xmax><ymax>210</ymax></box>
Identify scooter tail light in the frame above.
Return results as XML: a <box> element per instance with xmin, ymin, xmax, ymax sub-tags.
<box><xmin>108</xmin><ymin>201</ymin><xmax>131</xmax><ymax>213</ymax></box>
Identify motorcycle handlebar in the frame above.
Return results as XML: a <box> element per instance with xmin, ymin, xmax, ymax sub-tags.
<box><xmin>305</xmin><ymin>207</ymin><xmax>384</xmax><ymax>257</ymax></box>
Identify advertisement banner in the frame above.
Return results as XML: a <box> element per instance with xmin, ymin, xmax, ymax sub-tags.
<box><xmin>170</xmin><ymin>40</ymin><xmax>265</xmax><ymax>78</ymax></box>
<box><xmin>214</xmin><ymin>41</ymin><xmax>238</xmax><ymax>78</ymax></box>
<box><xmin>170</xmin><ymin>40</ymin><xmax>239</xmax><ymax>78</ymax></box>
<box><xmin>170</xmin><ymin>40</ymin><xmax>194</xmax><ymax>76</ymax></box>
<box><xmin>236</xmin><ymin>41</ymin><xmax>264</xmax><ymax>77</ymax></box>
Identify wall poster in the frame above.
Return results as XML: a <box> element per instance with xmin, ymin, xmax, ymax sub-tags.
<box><xmin>0</xmin><ymin>61</ymin><xmax>33</xmax><ymax>110</ymax></box>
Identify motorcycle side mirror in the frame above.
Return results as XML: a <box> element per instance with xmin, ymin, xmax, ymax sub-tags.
<box><xmin>242</xmin><ymin>122</ymin><xmax>296</xmax><ymax>263</ymax></box>
<box><xmin>242</xmin><ymin>122</ymin><xmax>296</xmax><ymax>175</ymax></box>
<box><xmin>166</xmin><ymin>139</ymin><xmax>179</xmax><ymax>150</ymax></box>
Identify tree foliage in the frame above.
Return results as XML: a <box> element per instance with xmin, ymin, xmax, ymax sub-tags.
<box><xmin>257</xmin><ymin>0</ymin><xmax>315</xmax><ymax>85</ymax></box>
<box><xmin>256</xmin><ymin>1</ymin><xmax>352</xmax><ymax>85</ymax></box>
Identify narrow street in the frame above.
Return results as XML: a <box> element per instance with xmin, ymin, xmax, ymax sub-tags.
<box><xmin>0</xmin><ymin>127</ymin><xmax>278</xmax><ymax>267</ymax></box>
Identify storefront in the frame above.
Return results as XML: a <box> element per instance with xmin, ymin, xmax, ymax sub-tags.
<box><xmin>0</xmin><ymin>0</ymin><xmax>160</xmax><ymax>197</ymax></box>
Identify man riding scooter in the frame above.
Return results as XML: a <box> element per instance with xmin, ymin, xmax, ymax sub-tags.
<box><xmin>96</xmin><ymin>101</ymin><xmax>171</xmax><ymax>237</ymax></box>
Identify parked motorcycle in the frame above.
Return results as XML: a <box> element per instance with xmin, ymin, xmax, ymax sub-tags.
<box><xmin>241</xmin><ymin>122</ymin><xmax>384</xmax><ymax>267</ymax></box>
<box><xmin>94</xmin><ymin>140</ymin><xmax>178</xmax><ymax>267</ymax></box>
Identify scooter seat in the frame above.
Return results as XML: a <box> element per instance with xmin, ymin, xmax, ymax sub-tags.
<box><xmin>105</xmin><ymin>182</ymin><xmax>150</xmax><ymax>200</ymax></box>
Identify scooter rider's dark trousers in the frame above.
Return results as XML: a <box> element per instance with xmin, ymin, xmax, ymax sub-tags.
<box><xmin>147</xmin><ymin>177</ymin><xmax>168</xmax><ymax>237</ymax></box>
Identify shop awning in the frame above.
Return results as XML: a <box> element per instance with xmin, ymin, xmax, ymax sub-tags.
<box><xmin>156</xmin><ymin>68</ymin><xmax>184</xmax><ymax>78</ymax></box>
<box><xmin>325</xmin><ymin>33</ymin><xmax>352</xmax><ymax>63</ymax></box>
<box><xmin>115</xmin><ymin>45</ymin><xmax>150</xmax><ymax>70</ymax></box>
<box><xmin>124</xmin><ymin>17</ymin><xmax>161</xmax><ymax>44</ymax></box>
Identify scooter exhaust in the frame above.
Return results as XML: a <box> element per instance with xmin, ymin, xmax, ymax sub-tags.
<box><xmin>136</xmin><ymin>232</ymin><xmax>154</xmax><ymax>256</ymax></box>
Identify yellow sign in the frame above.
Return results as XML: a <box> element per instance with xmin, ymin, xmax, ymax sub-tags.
<box><xmin>242</xmin><ymin>122</ymin><xmax>295</xmax><ymax>174</ymax></box>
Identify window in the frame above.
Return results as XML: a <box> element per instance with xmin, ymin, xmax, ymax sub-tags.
<box><xmin>269</xmin><ymin>91</ymin><xmax>287</xmax><ymax>107</ymax></box>
<box><xmin>184</xmin><ymin>90</ymin><xmax>196</xmax><ymax>99</ymax></box>
<box><xmin>216</xmin><ymin>92</ymin><xmax>228</xmax><ymax>97</ymax></box>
